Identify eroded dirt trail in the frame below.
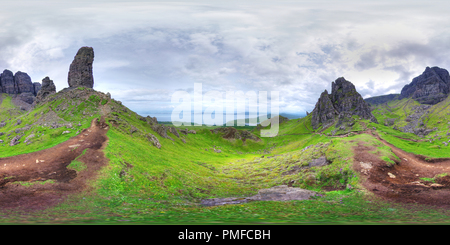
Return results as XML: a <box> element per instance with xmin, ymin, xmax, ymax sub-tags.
<box><xmin>354</xmin><ymin>130</ymin><xmax>450</xmax><ymax>208</ymax></box>
<box><xmin>0</xmin><ymin>117</ymin><xmax>109</xmax><ymax>211</ymax></box>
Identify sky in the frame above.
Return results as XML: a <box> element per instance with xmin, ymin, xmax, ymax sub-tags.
<box><xmin>2</xmin><ymin>0</ymin><xmax>450</xmax><ymax>122</ymax></box>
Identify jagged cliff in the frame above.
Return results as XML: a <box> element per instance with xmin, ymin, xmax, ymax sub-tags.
<box><xmin>311</xmin><ymin>77</ymin><xmax>377</xmax><ymax>130</ymax></box>
<box><xmin>0</xmin><ymin>69</ymin><xmax>47</xmax><ymax>105</ymax></box>
<box><xmin>399</xmin><ymin>66</ymin><xmax>450</xmax><ymax>105</ymax></box>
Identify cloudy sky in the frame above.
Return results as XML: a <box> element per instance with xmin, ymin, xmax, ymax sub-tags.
<box><xmin>2</xmin><ymin>0</ymin><xmax>450</xmax><ymax>121</ymax></box>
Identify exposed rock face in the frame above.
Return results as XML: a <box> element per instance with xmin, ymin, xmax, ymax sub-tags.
<box><xmin>1</xmin><ymin>69</ymin><xmax>17</xmax><ymax>94</ymax></box>
<box><xmin>399</xmin><ymin>66</ymin><xmax>450</xmax><ymax>105</ymax></box>
<box><xmin>211</xmin><ymin>127</ymin><xmax>261</xmax><ymax>142</ymax></box>
<box><xmin>311</xmin><ymin>77</ymin><xmax>377</xmax><ymax>130</ymax></box>
<box><xmin>146</xmin><ymin>133</ymin><xmax>161</xmax><ymax>149</ymax></box>
<box><xmin>399</xmin><ymin>104</ymin><xmax>434</xmax><ymax>137</ymax></box>
<box><xmin>68</xmin><ymin>47</ymin><xmax>94</xmax><ymax>88</ymax></box>
<box><xmin>17</xmin><ymin>92</ymin><xmax>36</xmax><ymax>104</ymax></box>
<box><xmin>36</xmin><ymin>77</ymin><xmax>56</xmax><ymax>102</ymax></box>
<box><xmin>309</xmin><ymin>156</ymin><xmax>329</xmax><ymax>167</ymax></box>
<box><xmin>201</xmin><ymin>185</ymin><xmax>318</xmax><ymax>206</ymax></box>
<box><xmin>0</xmin><ymin>69</ymin><xmax>44</xmax><ymax>105</ymax></box>
<box><xmin>311</xmin><ymin>90</ymin><xmax>338</xmax><ymax>130</ymax></box>
<box><xmin>14</xmin><ymin>71</ymin><xmax>34</xmax><ymax>94</ymax></box>
<box><xmin>365</xmin><ymin>94</ymin><xmax>399</xmax><ymax>107</ymax></box>
<box><xmin>169</xmin><ymin>126</ymin><xmax>180</xmax><ymax>138</ymax></box>
<box><xmin>33</xmin><ymin>82</ymin><xmax>41</xmax><ymax>96</ymax></box>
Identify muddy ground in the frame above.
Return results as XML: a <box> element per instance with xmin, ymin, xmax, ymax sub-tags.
<box><xmin>354</xmin><ymin>130</ymin><xmax>450</xmax><ymax>208</ymax></box>
<box><xmin>0</xmin><ymin>117</ymin><xmax>109</xmax><ymax>211</ymax></box>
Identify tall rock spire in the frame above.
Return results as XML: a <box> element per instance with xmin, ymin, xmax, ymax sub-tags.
<box><xmin>68</xmin><ymin>46</ymin><xmax>94</xmax><ymax>88</ymax></box>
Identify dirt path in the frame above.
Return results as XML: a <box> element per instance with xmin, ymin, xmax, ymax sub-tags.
<box><xmin>0</xmin><ymin>117</ymin><xmax>109</xmax><ymax>211</ymax></box>
<box><xmin>354</xmin><ymin>130</ymin><xmax>450</xmax><ymax>208</ymax></box>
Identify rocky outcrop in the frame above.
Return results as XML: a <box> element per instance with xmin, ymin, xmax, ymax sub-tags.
<box><xmin>1</xmin><ymin>70</ymin><xmax>17</xmax><ymax>94</ymax></box>
<box><xmin>399</xmin><ymin>66</ymin><xmax>450</xmax><ymax>105</ymax></box>
<box><xmin>0</xmin><ymin>69</ymin><xmax>45</xmax><ymax>105</ymax></box>
<box><xmin>146</xmin><ymin>133</ymin><xmax>161</xmax><ymax>149</ymax></box>
<box><xmin>311</xmin><ymin>90</ymin><xmax>338</xmax><ymax>130</ymax></box>
<box><xmin>36</xmin><ymin>77</ymin><xmax>56</xmax><ymax>102</ymax></box>
<box><xmin>311</xmin><ymin>77</ymin><xmax>377</xmax><ymax>130</ymax></box>
<box><xmin>14</xmin><ymin>71</ymin><xmax>34</xmax><ymax>94</ymax></box>
<box><xmin>211</xmin><ymin>127</ymin><xmax>261</xmax><ymax>142</ymax></box>
<box><xmin>17</xmin><ymin>93</ymin><xmax>36</xmax><ymax>104</ymax></box>
<box><xmin>169</xmin><ymin>126</ymin><xmax>180</xmax><ymax>138</ymax></box>
<box><xmin>68</xmin><ymin>47</ymin><xmax>94</xmax><ymax>88</ymax></box>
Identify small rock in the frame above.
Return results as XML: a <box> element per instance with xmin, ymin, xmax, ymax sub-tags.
<box><xmin>388</xmin><ymin>172</ymin><xmax>396</xmax><ymax>178</ymax></box>
<box><xmin>309</xmin><ymin>156</ymin><xmax>329</xmax><ymax>167</ymax></box>
<box><xmin>430</xmin><ymin>183</ymin><xmax>444</xmax><ymax>188</ymax></box>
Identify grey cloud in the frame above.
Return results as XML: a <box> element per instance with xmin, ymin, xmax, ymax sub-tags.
<box><xmin>354</xmin><ymin>49</ymin><xmax>378</xmax><ymax>71</ymax></box>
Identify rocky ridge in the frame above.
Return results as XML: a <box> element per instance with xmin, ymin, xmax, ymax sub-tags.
<box><xmin>311</xmin><ymin>77</ymin><xmax>378</xmax><ymax>130</ymax></box>
<box><xmin>0</xmin><ymin>69</ymin><xmax>46</xmax><ymax>106</ymax></box>
<box><xmin>399</xmin><ymin>66</ymin><xmax>450</xmax><ymax>105</ymax></box>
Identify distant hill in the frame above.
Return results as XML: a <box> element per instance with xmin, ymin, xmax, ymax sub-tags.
<box><xmin>364</xmin><ymin>94</ymin><xmax>400</xmax><ymax>106</ymax></box>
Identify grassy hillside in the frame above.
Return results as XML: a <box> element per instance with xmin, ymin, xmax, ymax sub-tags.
<box><xmin>3</xmin><ymin>89</ymin><xmax>450</xmax><ymax>224</ymax></box>
<box><xmin>368</xmin><ymin>96</ymin><xmax>450</xmax><ymax>158</ymax></box>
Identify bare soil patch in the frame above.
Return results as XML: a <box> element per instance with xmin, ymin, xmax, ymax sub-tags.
<box><xmin>354</xmin><ymin>130</ymin><xmax>450</xmax><ymax>208</ymax></box>
<box><xmin>0</xmin><ymin>117</ymin><xmax>109</xmax><ymax>212</ymax></box>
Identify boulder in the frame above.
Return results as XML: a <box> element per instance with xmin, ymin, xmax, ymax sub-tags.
<box><xmin>68</xmin><ymin>46</ymin><xmax>95</xmax><ymax>88</ymax></box>
<box><xmin>146</xmin><ymin>133</ymin><xmax>161</xmax><ymax>149</ymax></box>
<box><xmin>17</xmin><ymin>92</ymin><xmax>36</xmax><ymax>104</ymax></box>
<box><xmin>33</xmin><ymin>82</ymin><xmax>42</xmax><ymax>96</ymax></box>
<box><xmin>10</xmin><ymin>135</ymin><xmax>21</xmax><ymax>146</ymax></box>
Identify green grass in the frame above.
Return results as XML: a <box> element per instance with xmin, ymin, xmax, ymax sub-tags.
<box><xmin>13</xmin><ymin>179</ymin><xmax>55</xmax><ymax>187</ymax></box>
<box><xmin>0</xmin><ymin>90</ymin><xmax>103</xmax><ymax>158</ymax></box>
<box><xmin>67</xmin><ymin>149</ymin><xmax>88</xmax><ymax>172</ymax></box>
<box><xmin>4</xmin><ymin>89</ymin><xmax>450</xmax><ymax>224</ymax></box>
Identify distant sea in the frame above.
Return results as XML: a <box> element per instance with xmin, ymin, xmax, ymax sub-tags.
<box><xmin>139</xmin><ymin>112</ymin><xmax>305</xmax><ymax>125</ymax></box>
